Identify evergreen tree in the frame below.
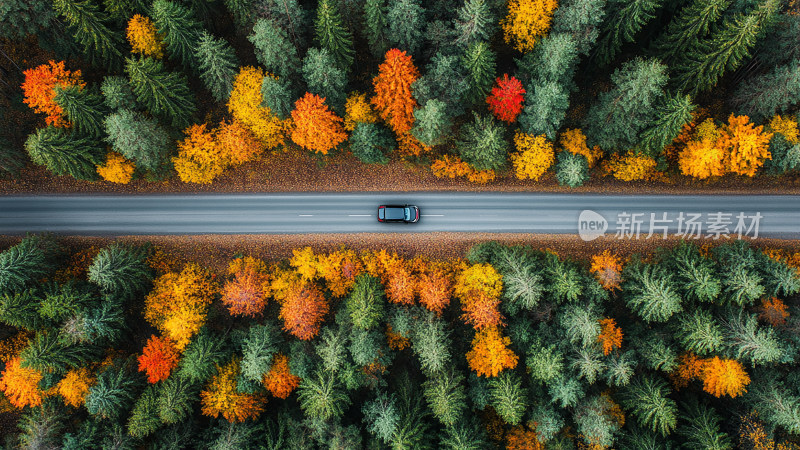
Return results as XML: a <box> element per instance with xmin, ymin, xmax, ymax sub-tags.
<box><xmin>764</xmin><ymin>134</ymin><xmax>800</xmax><ymax>175</ymax></box>
<box><xmin>66</xmin><ymin>300</ymin><xmax>125</xmax><ymax>346</ymax></box>
<box><xmin>125</xmin><ymin>56</ymin><xmax>196</xmax><ymax>128</ymax></box>
<box><xmin>551</xmin><ymin>0</ymin><xmax>606</xmax><ymax>55</ymax></box>
<box><xmin>54</xmin><ymin>85</ymin><xmax>107</xmax><ymax>138</ymax></box>
<box><xmin>241</xmin><ymin>323</ymin><xmax>280</xmax><ymax>383</ymax></box>
<box><xmin>555</xmin><ymin>151</ymin><xmax>589</xmax><ymax>187</ymax></box>
<box><xmin>527</xmin><ymin>340</ymin><xmax>564</xmax><ymax>384</ymax></box>
<box><xmin>103</xmin><ymin>0</ymin><xmax>147</xmax><ymax>23</ymax></box>
<box><xmin>544</xmin><ymin>255</ymin><xmax>584</xmax><ymax>303</ymax></box>
<box><xmin>411</xmin><ymin>100</ymin><xmax>452</xmax><ymax>147</ymax></box>
<box><xmin>462</xmin><ymin>41</ymin><xmax>496</xmax><ymax>104</ymax></box>
<box><xmin>363</xmin><ymin>0</ymin><xmax>390</xmax><ymax>58</ymax></box>
<box><xmin>127</xmin><ymin>385</ymin><xmax>161</xmax><ymax>438</ymax></box>
<box><xmin>85</xmin><ymin>359</ymin><xmax>140</xmax><ymax>420</ymax></box>
<box><xmin>346</xmin><ymin>274</ymin><xmax>385</xmax><ymax>330</ymax></box>
<box><xmin>20</xmin><ymin>331</ymin><xmax>96</xmax><ymax>373</ymax></box>
<box><xmin>665</xmin><ymin>242</ymin><xmax>721</xmax><ymax>303</ymax></box>
<box><xmin>25</xmin><ymin>126</ymin><xmax>103</xmax><ymax>181</ymax></box>
<box><xmin>497</xmin><ymin>250</ymin><xmax>543</xmax><ymax>314</ymax></box>
<box><xmin>518</xmin><ymin>81</ymin><xmax>569</xmax><ymax>140</ymax></box>
<box><xmin>731</xmin><ymin>60</ymin><xmax>800</xmax><ymax>123</ymax></box>
<box><xmin>622</xmin><ymin>262</ymin><xmax>682</xmax><ymax>323</ymax></box>
<box><xmin>302</xmin><ymin>48</ymin><xmax>347</xmax><ymax>114</ymax></box>
<box><xmin>261</xmin><ymin>76</ymin><xmax>293</xmax><ymax>120</ymax></box>
<box><xmin>621</xmin><ymin>374</ymin><xmax>677</xmax><ymax>436</ymax></box>
<box><xmin>756</xmin><ymin>12</ymin><xmax>800</xmax><ymax>68</ymax></box>
<box><xmin>676</xmin><ymin>308</ymin><xmax>724</xmax><ymax>356</ymax></box>
<box><xmin>362</xmin><ymin>391</ymin><xmax>400</xmax><ymax>444</ymax></box>
<box><xmin>0</xmin><ymin>0</ymin><xmax>55</xmax><ymax>39</ymax></box>
<box><xmin>88</xmin><ymin>244</ymin><xmax>152</xmax><ymax>300</ymax></box>
<box><xmin>411</xmin><ymin>311</ymin><xmax>452</xmax><ymax>375</ymax></box>
<box><xmin>749</xmin><ymin>379</ymin><xmax>800</xmax><ymax>434</ymax></box>
<box><xmin>152</xmin><ymin>0</ymin><xmax>203</xmax><ymax>70</ymax></box>
<box><xmin>605</xmin><ymin>350</ymin><xmax>636</xmax><ymax>387</ymax></box>
<box><xmin>0</xmin><ymin>290</ymin><xmax>46</xmax><ymax>330</ymax></box>
<box><xmin>520</xmin><ymin>33</ymin><xmax>579</xmax><ymax>88</ymax></box>
<box><xmin>677</xmin><ymin>401</ymin><xmax>731</xmax><ymax>450</ymax></box>
<box><xmin>104</xmin><ymin>109</ymin><xmax>172</xmax><ymax>172</ymax></box>
<box><xmin>674</xmin><ymin>0</ymin><xmax>781</xmax><ymax>95</ymax></box>
<box><xmin>52</xmin><ymin>0</ymin><xmax>123</xmax><ymax>68</ymax></box>
<box><xmin>223</xmin><ymin>0</ymin><xmax>256</xmax><ymax>29</ymax></box>
<box><xmin>0</xmin><ymin>235</ymin><xmax>59</xmax><ymax>295</ymax></box>
<box><xmin>488</xmin><ymin>371</ymin><xmax>527</xmax><ymax>425</ymax></box>
<box><xmin>16</xmin><ymin>398</ymin><xmax>66</xmax><ymax>449</ymax></box>
<box><xmin>249</xmin><ymin>18</ymin><xmax>300</xmax><ymax>80</ymax></box>
<box><xmin>452</xmin><ymin>0</ymin><xmax>496</xmax><ymax>50</ymax></box>
<box><xmin>638</xmin><ymin>94</ymin><xmax>695</xmax><ymax>156</ymax></box>
<box><xmin>650</xmin><ymin>0</ymin><xmax>730</xmax><ymax>64</ymax></box>
<box><xmin>0</xmin><ymin>135</ymin><xmax>24</xmax><ymax>180</ymax></box>
<box><xmin>422</xmin><ymin>369</ymin><xmax>466</xmax><ymax>427</ymax></box>
<box><xmin>196</xmin><ymin>32</ymin><xmax>239</xmax><ymax>102</ymax></box>
<box><xmin>157</xmin><ymin>375</ymin><xmax>196</xmax><ymax>424</ymax></box>
<box><xmin>574</xmin><ymin>395</ymin><xmax>622</xmax><ymax>448</ymax></box>
<box><xmin>721</xmin><ymin>309</ymin><xmax>783</xmax><ymax>365</ymax></box>
<box><xmin>101</xmin><ymin>76</ymin><xmax>136</xmax><ymax>110</ymax></box>
<box><xmin>439</xmin><ymin>418</ymin><xmax>490</xmax><ymax>450</ymax></box>
<box><xmin>584</xmin><ymin>58</ymin><xmax>668</xmax><ymax>152</ymax></box>
<box><xmin>559</xmin><ymin>302</ymin><xmax>601</xmax><ymax>349</ymax></box>
<box><xmin>38</xmin><ymin>281</ymin><xmax>93</xmax><ymax>322</ymax></box>
<box><xmin>297</xmin><ymin>370</ymin><xmax>351</xmax><ymax>420</ymax></box>
<box><xmin>349</xmin><ymin>123</ymin><xmax>394</xmax><ymax>164</ymax></box>
<box><xmin>595</xmin><ymin>0</ymin><xmax>663</xmax><ymax>66</ymax></box>
<box><xmin>412</xmin><ymin>53</ymin><xmax>470</xmax><ymax>119</ymax></box>
<box><xmin>314</xmin><ymin>0</ymin><xmax>354</xmax><ymax>71</ymax></box>
<box><xmin>386</xmin><ymin>0</ymin><xmax>425</xmax><ymax>56</ymax></box>
<box><xmin>456</xmin><ymin>113</ymin><xmax>508</xmax><ymax>171</ymax></box>
<box><xmin>178</xmin><ymin>331</ymin><xmax>227</xmax><ymax>383</ymax></box>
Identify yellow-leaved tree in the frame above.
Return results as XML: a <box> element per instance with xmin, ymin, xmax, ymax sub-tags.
<box><xmin>559</xmin><ymin>128</ymin><xmax>601</xmax><ymax>167</ymax></box>
<box><xmin>501</xmin><ymin>0</ymin><xmax>559</xmax><ymax>53</ymax></box>
<box><xmin>97</xmin><ymin>152</ymin><xmax>135</xmax><ymax>184</ymax></box>
<box><xmin>603</xmin><ymin>152</ymin><xmax>658</xmax><ymax>181</ymax></box>
<box><xmin>227</xmin><ymin>67</ymin><xmax>288</xmax><ymax>149</ymax></box>
<box><xmin>466</xmin><ymin>326</ymin><xmax>519</xmax><ymax>377</ymax></box>
<box><xmin>127</xmin><ymin>15</ymin><xmax>164</xmax><ymax>59</ymax></box>
<box><xmin>678</xmin><ymin>119</ymin><xmax>727</xmax><ymax>180</ymax></box>
<box><xmin>173</xmin><ymin>123</ymin><xmax>227</xmax><ymax>184</ymax></box>
<box><xmin>511</xmin><ymin>131</ymin><xmax>554</xmax><ymax>181</ymax></box>
<box><xmin>720</xmin><ymin>115</ymin><xmax>772</xmax><ymax>177</ymax></box>
<box><xmin>344</xmin><ymin>92</ymin><xmax>378</xmax><ymax>131</ymax></box>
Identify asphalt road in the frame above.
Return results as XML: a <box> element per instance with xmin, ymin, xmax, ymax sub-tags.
<box><xmin>0</xmin><ymin>193</ymin><xmax>797</xmax><ymax>238</ymax></box>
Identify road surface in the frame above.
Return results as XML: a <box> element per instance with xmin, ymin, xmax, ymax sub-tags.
<box><xmin>0</xmin><ymin>193</ymin><xmax>797</xmax><ymax>238</ymax></box>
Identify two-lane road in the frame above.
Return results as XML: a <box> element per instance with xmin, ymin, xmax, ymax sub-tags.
<box><xmin>0</xmin><ymin>193</ymin><xmax>798</xmax><ymax>238</ymax></box>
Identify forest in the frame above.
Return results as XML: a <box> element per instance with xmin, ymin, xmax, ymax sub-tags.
<box><xmin>0</xmin><ymin>235</ymin><xmax>799</xmax><ymax>448</ymax></box>
<box><xmin>1</xmin><ymin>0</ymin><xmax>799</xmax><ymax>186</ymax></box>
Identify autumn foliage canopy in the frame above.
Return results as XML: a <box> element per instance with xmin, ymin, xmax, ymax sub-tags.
<box><xmin>290</xmin><ymin>92</ymin><xmax>348</xmax><ymax>154</ymax></box>
<box><xmin>138</xmin><ymin>334</ymin><xmax>180</xmax><ymax>383</ymax></box>
<box><xmin>0</xmin><ymin>357</ymin><xmax>45</xmax><ymax>408</ymax></box>
<box><xmin>221</xmin><ymin>256</ymin><xmax>271</xmax><ymax>317</ymax></box>
<box><xmin>200</xmin><ymin>358</ymin><xmax>265</xmax><ymax>422</ymax></box>
<box><xmin>486</xmin><ymin>74</ymin><xmax>526</xmax><ymax>123</ymax></box>
<box><xmin>466</xmin><ymin>326</ymin><xmax>519</xmax><ymax>377</ymax></box>
<box><xmin>371</xmin><ymin>49</ymin><xmax>419</xmax><ymax>135</ymax></box>
<box><xmin>21</xmin><ymin>60</ymin><xmax>85</xmax><ymax>127</ymax></box>
<box><xmin>262</xmin><ymin>353</ymin><xmax>301</xmax><ymax>399</ymax></box>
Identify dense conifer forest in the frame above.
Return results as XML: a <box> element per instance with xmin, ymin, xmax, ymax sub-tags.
<box><xmin>0</xmin><ymin>235</ymin><xmax>799</xmax><ymax>448</ymax></box>
<box><xmin>0</xmin><ymin>0</ymin><xmax>799</xmax><ymax>187</ymax></box>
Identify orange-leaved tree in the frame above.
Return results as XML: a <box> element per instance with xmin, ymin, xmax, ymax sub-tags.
<box><xmin>431</xmin><ymin>155</ymin><xmax>471</xmax><ymax>179</ymax></box>
<box><xmin>719</xmin><ymin>115</ymin><xmax>772</xmax><ymax>177</ymax></box>
<box><xmin>386</xmin><ymin>324</ymin><xmax>411</xmax><ymax>350</ymax></box>
<box><xmin>97</xmin><ymin>152</ymin><xmax>135</xmax><ymax>184</ymax></box>
<box><xmin>384</xmin><ymin>257</ymin><xmax>416</xmax><ymax>306</ymax></box>
<box><xmin>21</xmin><ymin>60</ymin><xmax>85</xmax><ymax>127</ymax></box>
<box><xmin>589</xmin><ymin>250</ymin><xmax>623</xmax><ymax>291</ymax></box>
<box><xmin>371</xmin><ymin>49</ymin><xmax>419</xmax><ymax>135</ymax></box>
<box><xmin>127</xmin><ymin>15</ymin><xmax>165</xmax><ymax>59</ymax></box>
<box><xmin>138</xmin><ymin>334</ymin><xmax>180</xmax><ymax>383</ymax></box>
<box><xmin>603</xmin><ymin>152</ymin><xmax>658</xmax><ymax>181</ymax></box>
<box><xmin>456</xmin><ymin>263</ymin><xmax>504</xmax><ymax>330</ymax></box>
<box><xmin>506</xmin><ymin>425</ymin><xmax>545</xmax><ymax>450</ymax></box>
<box><xmin>0</xmin><ymin>357</ymin><xmax>45</xmax><ymax>408</ymax></box>
<box><xmin>397</xmin><ymin>132</ymin><xmax>431</xmax><ymax>157</ymax></box>
<box><xmin>559</xmin><ymin>128</ymin><xmax>601</xmax><ymax>167</ymax></box>
<box><xmin>173</xmin><ymin>123</ymin><xmax>227</xmax><ymax>184</ymax></box>
<box><xmin>759</xmin><ymin>297</ymin><xmax>789</xmax><ymax>327</ymax></box>
<box><xmin>701</xmin><ymin>356</ymin><xmax>750</xmax><ymax>398</ymax></box>
<box><xmin>278</xmin><ymin>281</ymin><xmax>329</xmax><ymax>340</ymax></box>
<box><xmin>201</xmin><ymin>358</ymin><xmax>266</xmax><ymax>422</ymax></box>
<box><xmin>501</xmin><ymin>0</ymin><xmax>558</xmax><ymax>53</ymax></box>
<box><xmin>511</xmin><ymin>131</ymin><xmax>554</xmax><ymax>181</ymax></box>
<box><xmin>597</xmin><ymin>318</ymin><xmax>623</xmax><ymax>356</ymax></box>
<box><xmin>290</xmin><ymin>92</ymin><xmax>348</xmax><ymax>154</ymax></box>
<box><xmin>216</xmin><ymin>119</ymin><xmax>264</xmax><ymax>166</ymax></box>
<box><xmin>57</xmin><ymin>366</ymin><xmax>94</xmax><ymax>408</ymax></box>
<box><xmin>344</xmin><ymin>91</ymin><xmax>378</xmax><ymax>131</ymax></box>
<box><xmin>262</xmin><ymin>353</ymin><xmax>301</xmax><ymax>399</ymax></box>
<box><xmin>228</xmin><ymin>67</ymin><xmax>287</xmax><ymax>149</ymax></box>
<box><xmin>673</xmin><ymin>352</ymin><xmax>705</xmax><ymax>389</ymax></box>
<box><xmin>222</xmin><ymin>256</ymin><xmax>271</xmax><ymax>317</ymax></box>
<box><xmin>486</xmin><ymin>74</ymin><xmax>526</xmax><ymax>123</ymax></box>
<box><xmin>316</xmin><ymin>249</ymin><xmax>364</xmax><ymax>298</ymax></box>
<box><xmin>466</xmin><ymin>326</ymin><xmax>519</xmax><ymax>377</ymax></box>
<box><xmin>144</xmin><ymin>263</ymin><xmax>217</xmax><ymax>350</ymax></box>
<box><xmin>416</xmin><ymin>261</ymin><xmax>453</xmax><ymax>315</ymax></box>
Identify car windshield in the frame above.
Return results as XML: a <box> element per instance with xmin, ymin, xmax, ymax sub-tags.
<box><xmin>404</xmin><ymin>207</ymin><xmax>412</xmax><ymax>221</ymax></box>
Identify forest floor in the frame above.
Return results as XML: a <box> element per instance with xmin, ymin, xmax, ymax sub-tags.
<box><xmin>2</xmin><ymin>150</ymin><xmax>800</xmax><ymax>195</ymax></box>
<box><xmin>2</xmin><ymin>234</ymin><xmax>799</xmax><ymax>275</ymax></box>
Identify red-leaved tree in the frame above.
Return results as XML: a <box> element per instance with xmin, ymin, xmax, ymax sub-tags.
<box><xmin>279</xmin><ymin>281</ymin><xmax>329</xmax><ymax>340</ymax></box>
<box><xmin>138</xmin><ymin>334</ymin><xmax>180</xmax><ymax>383</ymax></box>
<box><xmin>486</xmin><ymin>74</ymin><xmax>526</xmax><ymax>123</ymax></box>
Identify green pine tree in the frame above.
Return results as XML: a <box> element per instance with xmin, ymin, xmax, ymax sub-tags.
<box><xmin>0</xmin><ymin>0</ymin><xmax>55</xmax><ymax>39</ymax></box>
<box><xmin>0</xmin><ymin>235</ymin><xmax>59</xmax><ymax>295</ymax></box>
<box><xmin>104</xmin><ymin>109</ymin><xmax>172</xmax><ymax>172</ymax></box>
<box><xmin>410</xmin><ymin>311</ymin><xmax>452</xmax><ymax>375</ymax></box>
<box><xmin>605</xmin><ymin>350</ymin><xmax>636</xmax><ymax>387</ymax></box>
<box><xmin>386</xmin><ymin>0</ymin><xmax>425</xmax><ymax>56</ymax></box>
<box><xmin>665</xmin><ymin>242</ymin><xmax>721</xmax><ymax>303</ymax></box>
<box><xmin>196</xmin><ymin>31</ymin><xmax>239</xmax><ymax>102</ymax></box>
<box><xmin>764</xmin><ymin>134</ymin><xmax>800</xmax><ymax>175</ymax></box>
<box><xmin>677</xmin><ymin>401</ymin><xmax>732</xmax><ymax>450</ymax></box>
<box><xmin>411</xmin><ymin>99</ymin><xmax>452</xmax><ymax>147</ymax></box>
<box><xmin>496</xmin><ymin>249</ymin><xmax>543</xmax><ymax>314</ymax></box>
<box><xmin>462</xmin><ymin>41</ymin><xmax>496</xmax><ymax>104</ymax></box>
<box><xmin>650</xmin><ymin>0</ymin><xmax>730</xmax><ymax>64</ymax></box>
<box><xmin>456</xmin><ymin>112</ymin><xmax>508</xmax><ymax>171</ymax></box>
<box><xmin>125</xmin><ymin>56</ymin><xmax>196</xmax><ymax>128</ymax></box>
<box><xmin>413</xmin><ymin>53</ymin><xmax>470</xmax><ymax>119</ymax></box>
<box><xmin>38</xmin><ymin>281</ymin><xmax>93</xmax><ymax>322</ymax></box>
<box><xmin>20</xmin><ymin>331</ymin><xmax>96</xmax><ymax>374</ymax></box>
<box><xmin>555</xmin><ymin>151</ymin><xmax>589</xmax><ymax>187</ymax></box>
<box><xmin>152</xmin><ymin>0</ymin><xmax>203</xmax><ymax>70</ymax></box>
<box><xmin>721</xmin><ymin>309</ymin><xmax>783</xmax><ymax>365</ymax></box>
<box><xmin>622</xmin><ymin>261</ymin><xmax>682</xmax><ymax>323</ymax></box>
<box><xmin>349</xmin><ymin>123</ymin><xmax>394</xmax><ymax>164</ymax></box>
<box><xmin>178</xmin><ymin>331</ymin><xmax>227</xmax><ymax>383</ymax></box>
<box><xmin>157</xmin><ymin>376</ymin><xmax>197</xmax><ymax>425</ymax></box>
<box><xmin>314</xmin><ymin>0</ymin><xmax>354</xmax><ymax>71</ymax></box>
<box><xmin>638</xmin><ymin>93</ymin><xmax>696</xmax><ymax>156</ymax></box>
<box><xmin>362</xmin><ymin>391</ymin><xmax>400</xmax><ymax>443</ymax></box>
<box><xmin>85</xmin><ymin>358</ymin><xmax>140</xmax><ymax>420</ymax></box>
<box><xmin>54</xmin><ymin>85</ymin><xmax>107</xmax><ymax>138</ymax></box>
<box><xmin>731</xmin><ymin>60</ymin><xmax>800</xmax><ymax>123</ymax></box>
<box><xmin>559</xmin><ymin>303</ymin><xmax>601</xmax><ymax>349</ymax></box>
<box><xmin>297</xmin><ymin>370</ymin><xmax>351</xmax><ymax>420</ymax></box>
<box><xmin>0</xmin><ymin>290</ymin><xmax>47</xmax><ymax>331</ymax></box>
<box><xmin>594</xmin><ymin>0</ymin><xmax>664</xmax><ymax>66</ymax></box>
<box><xmin>249</xmin><ymin>18</ymin><xmax>300</xmax><ymax>80</ymax></box>
<box><xmin>346</xmin><ymin>274</ymin><xmax>386</xmax><ymax>330</ymax></box>
<box><xmin>621</xmin><ymin>374</ymin><xmax>677</xmax><ymax>436</ymax></box>
<box><xmin>261</xmin><ymin>76</ymin><xmax>293</xmax><ymax>120</ymax></box>
<box><xmin>88</xmin><ymin>244</ymin><xmax>152</xmax><ymax>300</ymax></box>
<box><xmin>551</xmin><ymin>0</ymin><xmax>606</xmax><ymax>55</ymax></box>
<box><xmin>518</xmin><ymin>81</ymin><xmax>570</xmax><ymax>140</ymax></box>
<box><xmin>422</xmin><ymin>368</ymin><xmax>466</xmax><ymax>427</ymax></box>
<box><xmin>526</xmin><ymin>339</ymin><xmax>564</xmax><ymax>384</ymax></box>
<box><xmin>100</xmin><ymin>76</ymin><xmax>136</xmax><ymax>110</ymax></box>
<box><xmin>750</xmin><ymin>380</ymin><xmax>800</xmax><ymax>434</ymax></box>
<box><xmin>570</xmin><ymin>348</ymin><xmax>606</xmax><ymax>384</ymax></box>
<box><xmin>302</xmin><ymin>48</ymin><xmax>347</xmax><ymax>113</ymax></box>
<box><xmin>439</xmin><ymin>418</ymin><xmax>490</xmax><ymax>450</ymax></box>
<box><xmin>52</xmin><ymin>0</ymin><xmax>123</xmax><ymax>69</ymax></box>
<box><xmin>676</xmin><ymin>307</ymin><xmax>724</xmax><ymax>356</ymax></box>
<box><xmin>543</xmin><ymin>254</ymin><xmax>584</xmax><ymax>303</ymax></box>
<box><xmin>584</xmin><ymin>57</ymin><xmax>668</xmax><ymax>152</ymax></box>
<box><xmin>488</xmin><ymin>371</ymin><xmax>527</xmax><ymax>425</ymax></box>
<box><xmin>240</xmin><ymin>323</ymin><xmax>280</xmax><ymax>383</ymax></box>
<box><xmin>574</xmin><ymin>395</ymin><xmax>622</xmax><ymax>447</ymax></box>
<box><xmin>452</xmin><ymin>0</ymin><xmax>496</xmax><ymax>50</ymax></box>
<box><xmin>674</xmin><ymin>0</ymin><xmax>781</xmax><ymax>95</ymax></box>
<box><xmin>127</xmin><ymin>385</ymin><xmax>161</xmax><ymax>438</ymax></box>
<box><xmin>363</xmin><ymin>0</ymin><xmax>390</xmax><ymax>58</ymax></box>
<box><xmin>25</xmin><ymin>126</ymin><xmax>103</xmax><ymax>181</ymax></box>
<box><xmin>16</xmin><ymin>398</ymin><xmax>66</xmax><ymax>449</ymax></box>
